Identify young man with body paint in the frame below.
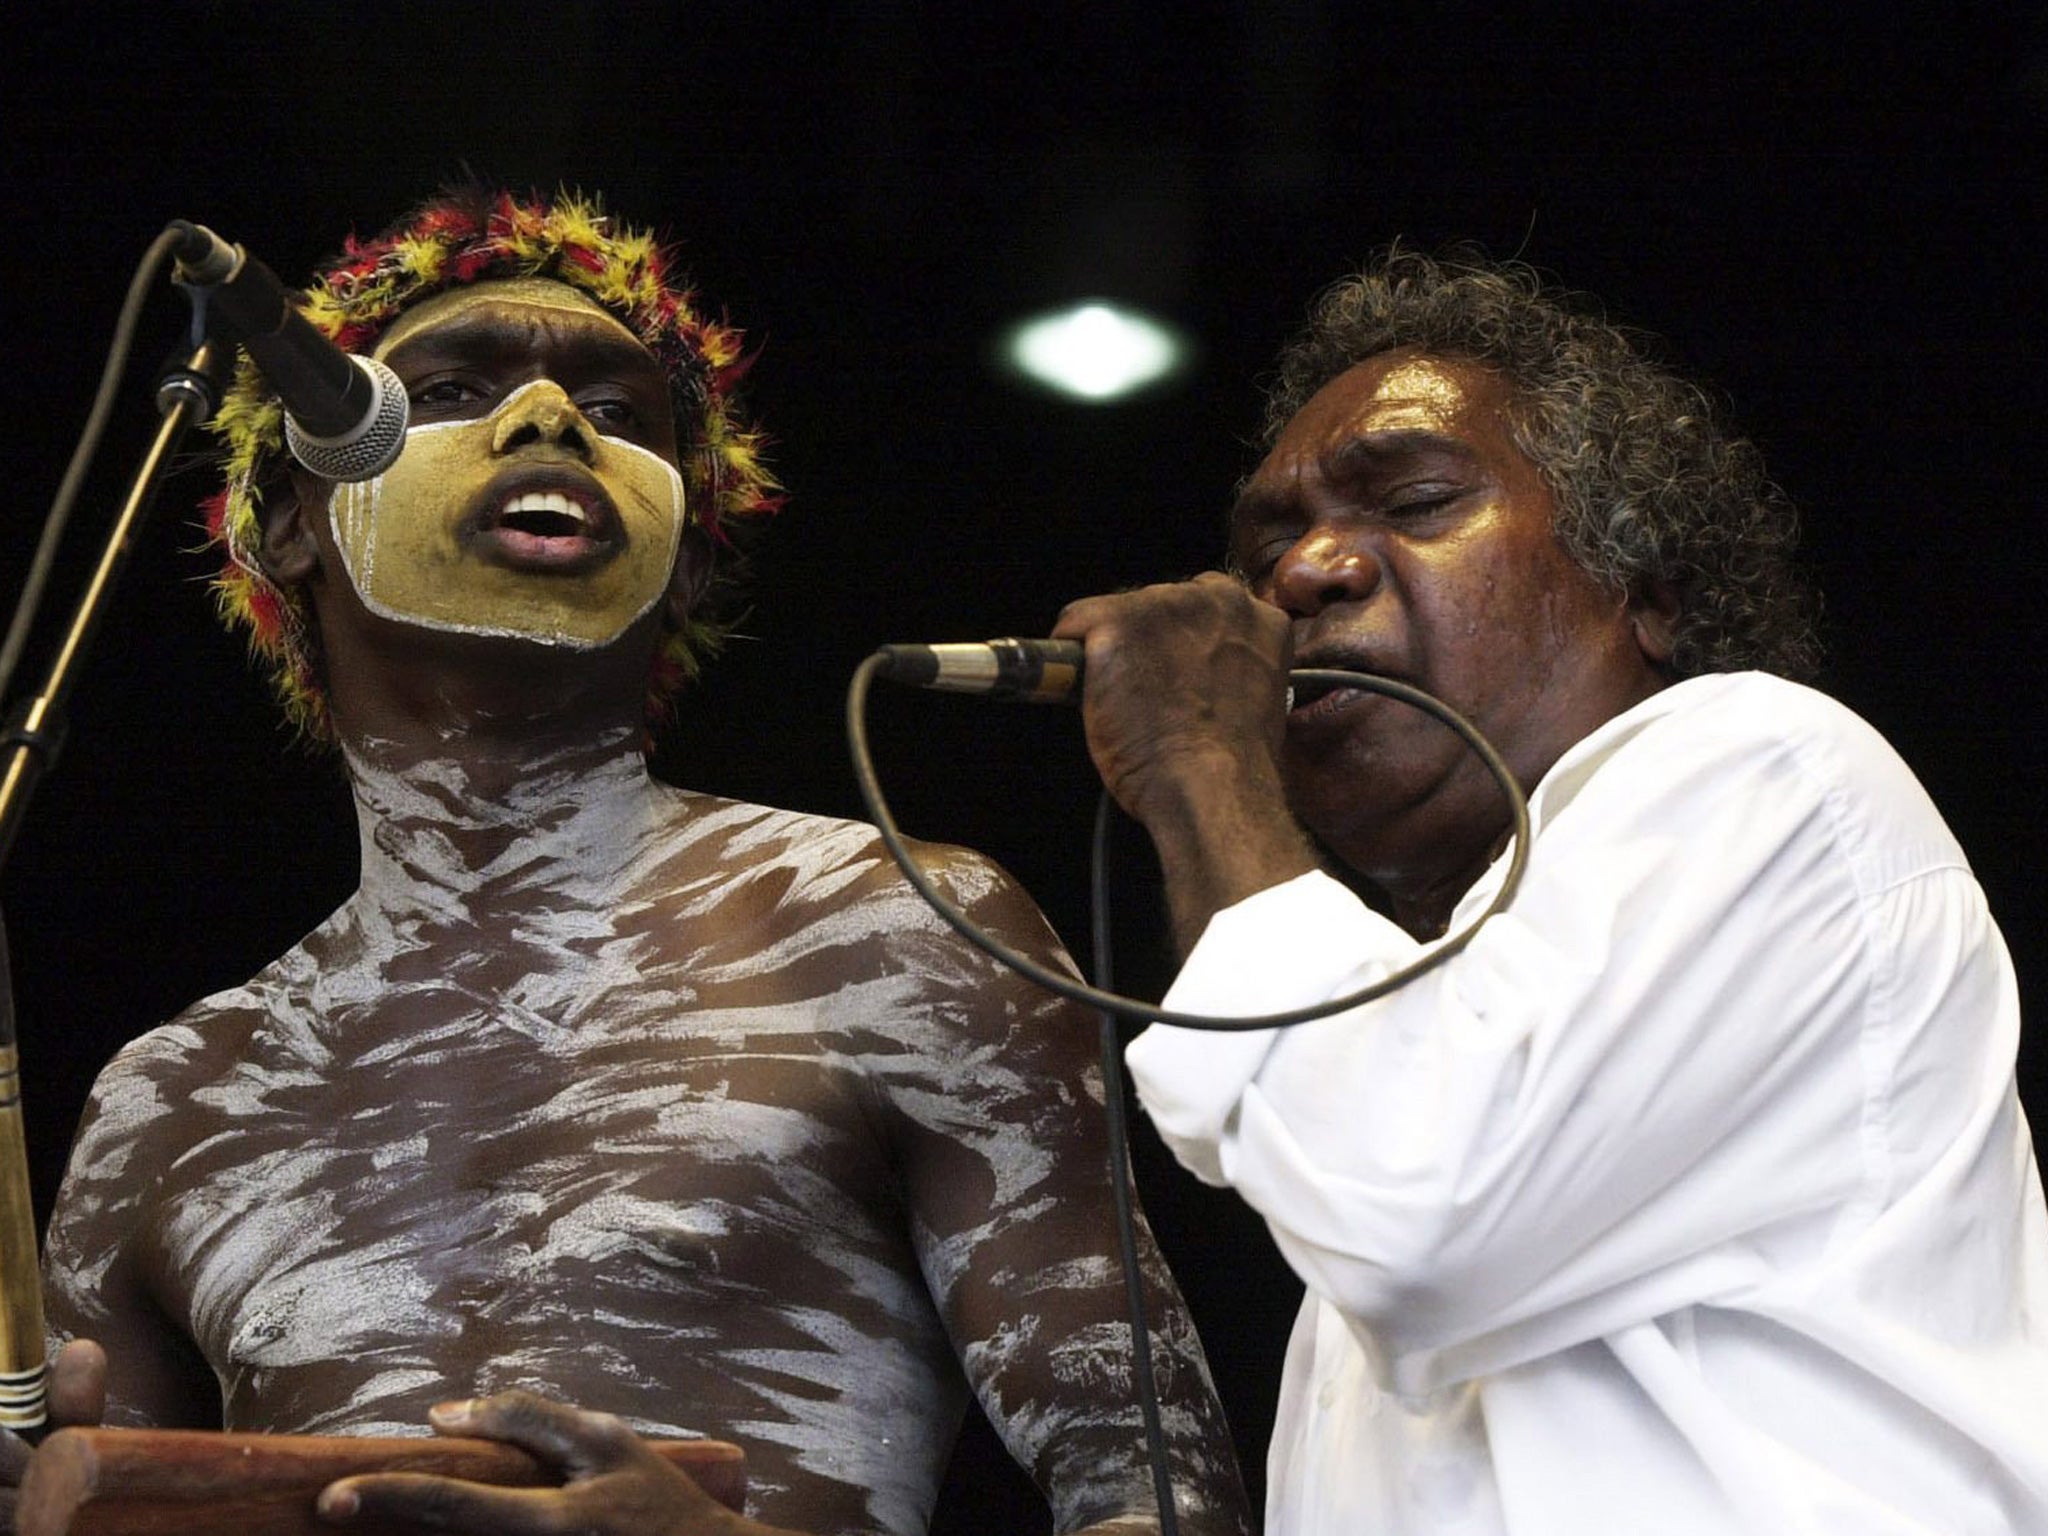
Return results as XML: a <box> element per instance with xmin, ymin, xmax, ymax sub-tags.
<box><xmin>0</xmin><ymin>192</ymin><xmax>1249</xmax><ymax>1536</ymax></box>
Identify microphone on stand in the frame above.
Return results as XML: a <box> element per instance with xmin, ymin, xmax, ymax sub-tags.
<box><xmin>874</xmin><ymin>639</ymin><xmax>1085</xmax><ymax>704</ymax></box>
<box><xmin>168</xmin><ymin>221</ymin><xmax>408</xmax><ymax>481</ymax></box>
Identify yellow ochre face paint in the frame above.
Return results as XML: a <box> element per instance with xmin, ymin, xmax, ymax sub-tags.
<box><xmin>328</xmin><ymin>377</ymin><xmax>685</xmax><ymax>648</ymax></box>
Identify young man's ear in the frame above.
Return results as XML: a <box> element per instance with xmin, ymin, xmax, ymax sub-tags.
<box><xmin>1628</xmin><ymin>577</ymin><xmax>1682</xmax><ymax>668</ymax></box>
<box><xmin>256</xmin><ymin>467</ymin><xmax>329</xmax><ymax>586</ymax></box>
<box><xmin>663</xmin><ymin>527</ymin><xmax>716</xmax><ymax>631</ymax></box>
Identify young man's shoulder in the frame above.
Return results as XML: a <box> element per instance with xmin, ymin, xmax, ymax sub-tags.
<box><xmin>667</xmin><ymin>790</ymin><xmax>886</xmax><ymax>868</ymax></box>
<box><xmin>61</xmin><ymin>978</ymin><xmax>290</xmax><ymax>1196</ymax></box>
<box><xmin>88</xmin><ymin>965</ymin><xmax>307</xmax><ymax>1101</ymax></box>
<box><xmin>661</xmin><ymin>788</ymin><xmax>1029</xmax><ymax>923</ymax></box>
<box><xmin>656</xmin><ymin>788</ymin><xmax>1081</xmax><ymax>1039</ymax></box>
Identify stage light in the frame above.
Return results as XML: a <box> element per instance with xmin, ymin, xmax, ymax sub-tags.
<box><xmin>1001</xmin><ymin>301</ymin><xmax>1190</xmax><ymax>402</ymax></box>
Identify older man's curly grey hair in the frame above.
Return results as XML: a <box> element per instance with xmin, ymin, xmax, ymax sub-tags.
<box><xmin>1260</xmin><ymin>247</ymin><xmax>1821</xmax><ymax>680</ymax></box>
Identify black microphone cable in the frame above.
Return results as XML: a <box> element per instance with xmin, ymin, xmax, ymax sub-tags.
<box><xmin>1085</xmin><ymin>786</ymin><xmax>1183</xmax><ymax>1534</ymax></box>
<box><xmin>848</xmin><ymin>651</ymin><xmax>1531</xmax><ymax>1029</ymax></box>
<box><xmin>847</xmin><ymin>648</ymin><xmax>1532</xmax><ymax>1536</ymax></box>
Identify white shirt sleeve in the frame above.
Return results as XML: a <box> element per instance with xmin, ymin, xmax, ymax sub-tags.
<box><xmin>1126</xmin><ymin>677</ymin><xmax>1991</xmax><ymax>1398</ymax></box>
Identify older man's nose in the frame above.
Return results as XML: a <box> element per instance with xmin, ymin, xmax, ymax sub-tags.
<box><xmin>1268</xmin><ymin>529</ymin><xmax>1382</xmax><ymax>618</ymax></box>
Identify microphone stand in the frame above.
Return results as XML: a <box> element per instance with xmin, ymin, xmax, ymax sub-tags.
<box><xmin>0</xmin><ymin>323</ymin><xmax>231</xmax><ymax>1433</ymax></box>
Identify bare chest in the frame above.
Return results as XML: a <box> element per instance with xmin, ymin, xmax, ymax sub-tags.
<box><xmin>139</xmin><ymin>993</ymin><xmax>939</xmax><ymax>1438</ymax></box>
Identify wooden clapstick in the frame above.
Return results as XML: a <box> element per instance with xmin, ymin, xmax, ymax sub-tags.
<box><xmin>16</xmin><ymin>1425</ymin><xmax>746</xmax><ymax>1535</ymax></box>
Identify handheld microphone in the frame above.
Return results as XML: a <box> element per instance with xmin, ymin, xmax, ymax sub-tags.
<box><xmin>169</xmin><ymin>221</ymin><xmax>408</xmax><ymax>481</ymax></box>
<box><xmin>875</xmin><ymin>639</ymin><xmax>1084</xmax><ymax>704</ymax></box>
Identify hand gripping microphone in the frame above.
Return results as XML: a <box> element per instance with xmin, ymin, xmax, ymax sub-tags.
<box><xmin>874</xmin><ymin>639</ymin><xmax>1085</xmax><ymax>703</ymax></box>
<box><xmin>169</xmin><ymin>221</ymin><xmax>409</xmax><ymax>481</ymax></box>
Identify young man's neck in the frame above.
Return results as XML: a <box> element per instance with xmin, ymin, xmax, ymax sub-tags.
<box><xmin>314</xmin><ymin>599</ymin><xmax>667</xmax><ymax>774</ymax></box>
<box><xmin>338</xmin><ymin>699</ymin><xmax>648</xmax><ymax>799</ymax></box>
<box><xmin>340</xmin><ymin>725</ymin><xmax>669</xmax><ymax>919</ymax></box>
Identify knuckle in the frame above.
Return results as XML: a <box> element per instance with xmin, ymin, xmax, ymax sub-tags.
<box><xmin>582</xmin><ymin>1409</ymin><xmax>638</xmax><ymax>1457</ymax></box>
<box><xmin>353</xmin><ymin>1477</ymin><xmax>465</xmax><ymax>1530</ymax></box>
<box><xmin>416</xmin><ymin>1486</ymin><xmax>459</xmax><ymax>1519</ymax></box>
<box><xmin>481</xmin><ymin>1387</ymin><xmax>547</xmax><ymax>1426</ymax></box>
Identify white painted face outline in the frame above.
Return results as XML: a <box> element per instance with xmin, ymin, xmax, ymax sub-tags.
<box><xmin>329</xmin><ymin>379</ymin><xmax>686</xmax><ymax>649</ymax></box>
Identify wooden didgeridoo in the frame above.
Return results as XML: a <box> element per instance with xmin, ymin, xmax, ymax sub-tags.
<box><xmin>16</xmin><ymin>1426</ymin><xmax>747</xmax><ymax>1535</ymax></box>
<box><xmin>0</xmin><ymin>915</ymin><xmax>48</xmax><ymax>1435</ymax></box>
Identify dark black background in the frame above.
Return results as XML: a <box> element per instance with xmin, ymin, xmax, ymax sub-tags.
<box><xmin>6</xmin><ymin>3</ymin><xmax>2046</xmax><ymax>1527</ymax></box>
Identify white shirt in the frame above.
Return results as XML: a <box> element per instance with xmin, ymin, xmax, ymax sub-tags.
<box><xmin>1128</xmin><ymin>673</ymin><xmax>2048</xmax><ymax>1534</ymax></box>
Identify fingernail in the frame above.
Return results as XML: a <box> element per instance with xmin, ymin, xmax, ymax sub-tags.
<box><xmin>428</xmin><ymin>1398</ymin><xmax>478</xmax><ymax>1427</ymax></box>
<box><xmin>318</xmin><ymin>1485</ymin><xmax>359</xmax><ymax>1519</ymax></box>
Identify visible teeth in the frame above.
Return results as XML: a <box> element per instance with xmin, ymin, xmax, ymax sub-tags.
<box><xmin>500</xmin><ymin>491</ymin><xmax>588</xmax><ymax>523</ymax></box>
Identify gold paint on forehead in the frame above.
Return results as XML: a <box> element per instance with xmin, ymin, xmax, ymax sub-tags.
<box><xmin>373</xmin><ymin>277</ymin><xmax>640</xmax><ymax>359</ymax></box>
<box><xmin>1343</xmin><ymin>356</ymin><xmax>1477</xmax><ymax>432</ymax></box>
